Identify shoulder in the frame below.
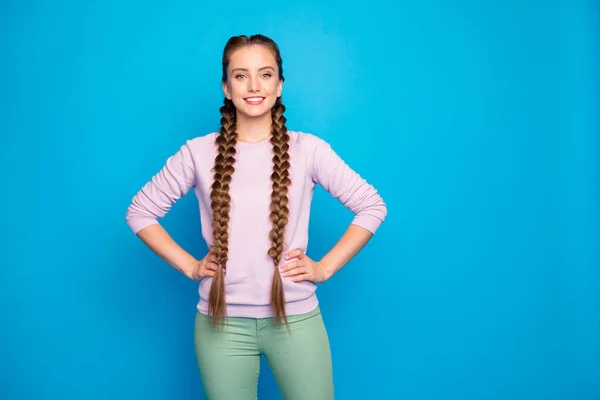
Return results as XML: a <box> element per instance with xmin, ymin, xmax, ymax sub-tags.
<box><xmin>186</xmin><ymin>131</ymin><xmax>219</xmax><ymax>148</ymax></box>
<box><xmin>288</xmin><ymin>130</ymin><xmax>331</xmax><ymax>153</ymax></box>
<box><xmin>175</xmin><ymin>131</ymin><xmax>219</xmax><ymax>159</ymax></box>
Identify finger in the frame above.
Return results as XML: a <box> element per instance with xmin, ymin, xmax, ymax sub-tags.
<box><xmin>280</xmin><ymin>260</ymin><xmax>299</xmax><ymax>275</ymax></box>
<box><xmin>193</xmin><ymin>268</ymin><xmax>214</xmax><ymax>280</ymax></box>
<box><xmin>205</xmin><ymin>262</ymin><xmax>219</xmax><ymax>271</ymax></box>
<box><xmin>283</xmin><ymin>265</ymin><xmax>306</xmax><ymax>278</ymax></box>
<box><xmin>203</xmin><ymin>270</ymin><xmax>216</xmax><ymax>278</ymax></box>
<box><xmin>285</xmin><ymin>249</ymin><xmax>304</xmax><ymax>260</ymax></box>
<box><xmin>291</xmin><ymin>273</ymin><xmax>310</xmax><ymax>282</ymax></box>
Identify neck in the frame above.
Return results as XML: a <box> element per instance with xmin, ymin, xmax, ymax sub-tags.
<box><xmin>235</xmin><ymin>111</ymin><xmax>272</xmax><ymax>143</ymax></box>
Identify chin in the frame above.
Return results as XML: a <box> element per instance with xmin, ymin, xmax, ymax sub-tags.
<box><xmin>238</xmin><ymin>106</ymin><xmax>269</xmax><ymax>117</ymax></box>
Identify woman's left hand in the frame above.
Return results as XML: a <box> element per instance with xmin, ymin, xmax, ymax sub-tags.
<box><xmin>280</xmin><ymin>249</ymin><xmax>332</xmax><ymax>283</ymax></box>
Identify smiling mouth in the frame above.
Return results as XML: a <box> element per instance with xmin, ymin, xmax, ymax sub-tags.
<box><xmin>244</xmin><ymin>97</ymin><xmax>265</xmax><ymax>105</ymax></box>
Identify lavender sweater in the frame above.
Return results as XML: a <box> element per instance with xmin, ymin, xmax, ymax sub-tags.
<box><xmin>126</xmin><ymin>130</ymin><xmax>387</xmax><ymax>318</ymax></box>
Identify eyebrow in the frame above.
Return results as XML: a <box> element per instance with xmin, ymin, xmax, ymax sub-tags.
<box><xmin>231</xmin><ymin>66</ymin><xmax>276</xmax><ymax>74</ymax></box>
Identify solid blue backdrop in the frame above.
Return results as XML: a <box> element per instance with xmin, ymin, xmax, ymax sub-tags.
<box><xmin>1</xmin><ymin>1</ymin><xmax>598</xmax><ymax>399</ymax></box>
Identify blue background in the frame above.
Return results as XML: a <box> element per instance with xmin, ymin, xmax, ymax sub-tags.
<box><xmin>1</xmin><ymin>1</ymin><xmax>599</xmax><ymax>399</ymax></box>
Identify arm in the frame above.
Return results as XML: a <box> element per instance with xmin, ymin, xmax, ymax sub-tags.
<box><xmin>311</xmin><ymin>135</ymin><xmax>387</xmax><ymax>277</ymax></box>
<box><xmin>282</xmin><ymin>136</ymin><xmax>387</xmax><ymax>282</ymax></box>
<box><xmin>282</xmin><ymin>224</ymin><xmax>373</xmax><ymax>282</ymax></box>
<box><xmin>320</xmin><ymin>223</ymin><xmax>373</xmax><ymax>278</ymax></box>
<box><xmin>136</xmin><ymin>224</ymin><xmax>197</xmax><ymax>278</ymax></box>
<box><xmin>125</xmin><ymin>141</ymin><xmax>198</xmax><ymax>277</ymax></box>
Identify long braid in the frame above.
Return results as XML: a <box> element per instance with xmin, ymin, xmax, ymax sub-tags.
<box><xmin>208</xmin><ymin>97</ymin><xmax>237</xmax><ymax>328</ymax></box>
<box><xmin>268</xmin><ymin>97</ymin><xmax>291</xmax><ymax>328</ymax></box>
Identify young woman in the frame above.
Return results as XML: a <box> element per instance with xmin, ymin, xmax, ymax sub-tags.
<box><xmin>126</xmin><ymin>34</ymin><xmax>387</xmax><ymax>400</ymax></box>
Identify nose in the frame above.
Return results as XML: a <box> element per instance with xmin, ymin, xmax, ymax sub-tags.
<box><xmin>248</xmin><ymin>77</ymin><xmax>260</xmax><ymax>92</ymax></box>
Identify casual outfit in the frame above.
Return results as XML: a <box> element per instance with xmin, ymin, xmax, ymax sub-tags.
<box><xmin>126</xmin><ymin>130</ymin><xmax>387</xmax><ymax>399</ymax></box>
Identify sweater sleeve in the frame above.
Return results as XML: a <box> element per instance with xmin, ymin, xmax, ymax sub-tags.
<box><xmin>125</xmin><ymin>141</ymin><xmax>197</xmax><ymax>234</ymax></box>
<box><xmin>310</xmin><ymin>135</ymin><xmax>387</xmax><ymax>234</ymax></box>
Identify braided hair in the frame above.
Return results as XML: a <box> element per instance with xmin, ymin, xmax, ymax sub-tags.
<box><xmin>208</xmin><ymin>34</ymin><xmax>291</xmax><ymax>329</ymax></box>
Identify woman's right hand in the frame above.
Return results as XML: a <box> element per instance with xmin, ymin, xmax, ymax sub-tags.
<box><xmin>189</xmin><ymin>246</ymin><xmax>222</xmax><ymax>280</ymax></box>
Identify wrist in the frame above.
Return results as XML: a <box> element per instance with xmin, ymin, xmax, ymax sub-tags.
<box><xmin>180</xmin><ymin>259</ymin><xmax>198</xmax><ymax>279</ymax></box>
<box><xmin>319</xmin><ymin>260</ymin><xmax>336</xmax><ymax>280</ymax></box>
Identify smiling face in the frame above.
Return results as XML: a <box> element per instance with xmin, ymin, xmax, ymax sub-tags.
<box><xmin>221</xmin><ymin>44</ymin><xmax>283</xmax><ymax>121</ymax></box>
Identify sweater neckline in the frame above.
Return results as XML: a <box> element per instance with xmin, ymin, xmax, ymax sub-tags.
<box><xmin>236</xmin><ymin>135</ymin><xmax>273</xmax><ymax>149</ymax></box>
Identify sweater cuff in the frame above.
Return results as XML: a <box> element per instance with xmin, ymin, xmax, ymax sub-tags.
<box><xmin>127</xmin><ymin>218</ymin><xmax>160</xmax><ymax>235</ymax></box>
<box><xmin>351</xmin><ymin>214</ymin><xmax>384</xmax><ymax>235</ymax></box>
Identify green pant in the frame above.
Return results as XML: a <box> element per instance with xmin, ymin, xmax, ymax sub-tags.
<box><xmin>194</xmin><ymin>306</ymin><xmax>334</xmax><ymax>400</ymax></box>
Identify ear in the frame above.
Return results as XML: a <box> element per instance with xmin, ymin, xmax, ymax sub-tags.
<box><xmin>222</xmin><ymin>81</ymin><xmax>231</xmax><ymax>100</ymax></box>
<box><xmin>277</xmin><ymin>79</ymin><xmax>283</xmax><ymax>97</ymax></box>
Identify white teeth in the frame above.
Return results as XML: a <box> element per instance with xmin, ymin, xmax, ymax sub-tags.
<box><xmin>246</xmin><ymin>97</ymin><xmax>263</xmax><ymax>101</ymax></box>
